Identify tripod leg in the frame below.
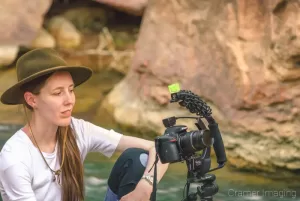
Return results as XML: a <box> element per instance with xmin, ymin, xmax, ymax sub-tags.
<box><xmin>186</xmin><ymin>182</ymin><xmax>190</xmax><ymax>198</ymax></box>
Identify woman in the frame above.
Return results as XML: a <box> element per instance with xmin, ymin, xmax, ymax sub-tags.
<box><xmin>0</xmin><ymin>48</ymin><xmax>169</xmax><ymax>201</ymax></box>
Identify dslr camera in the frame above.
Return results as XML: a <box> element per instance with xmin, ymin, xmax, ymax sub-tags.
<box><xmin>151</xmin><ymin>86</ymin><xmax>227</xmax><ymax>201</ymax></box>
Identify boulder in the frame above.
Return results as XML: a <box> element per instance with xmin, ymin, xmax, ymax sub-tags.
<box><xmin>0</xmin><ymin>0</ymin><xmax>52</xmax><ymax>45</ymax></box>
<box><xmin>46</xmin><ymin>16</ymin><xmax>81</xmax><ymax>49</ymax></box>
<box><xmin>30</xmin><ymin>28</ymin><xmax>56</xmax><ymax>49</ymax></box>
<box><xmin>0</xmin><ymin>46</ymin><xmax>19</xmax><ymax>68</ymax></box>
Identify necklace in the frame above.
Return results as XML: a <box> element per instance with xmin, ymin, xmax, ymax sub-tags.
<box><xmin>28</xmin><ymin>123</ymin><xmax>66</xmax><ymax>186</ymax></box>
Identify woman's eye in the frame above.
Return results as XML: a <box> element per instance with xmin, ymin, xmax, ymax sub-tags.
<box><xmin>53</xmin><ymin>92</ymin><xmax>61</xmax><ymax>96</ymax></box>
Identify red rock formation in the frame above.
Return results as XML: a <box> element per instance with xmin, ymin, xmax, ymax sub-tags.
<box><xmin>0</xmin><ymin>0</ymin><xmax>53</xmax><ymax>45</ymax></box>
<box><xmin>105</xmin><ymin>0</ymin><xmax>300</xmax><ymax>173</ymax></box>
<box><xmin>93</xmin><ymin>0</ymin><xmax>148</xmax><ymax>16</ymax></box>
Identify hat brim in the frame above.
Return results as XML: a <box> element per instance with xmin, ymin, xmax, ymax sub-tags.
<box><xmin>1</xmin><ymin>65</ymin><xmax>93</xmax><ymax>105</ymax></box>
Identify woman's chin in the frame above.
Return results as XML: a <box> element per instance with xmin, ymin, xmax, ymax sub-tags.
<box><xmin>57</xmin><ymin>117</ymin><xmax>72</xmax><ymax>127</ymax></box>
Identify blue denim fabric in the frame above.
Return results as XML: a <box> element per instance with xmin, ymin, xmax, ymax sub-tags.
<box><xmin>104</xmin><ymin>153</ymin><xmax>149</xmax><ymax>201</ymax></box>
<box><xmin>104</xmin><ymin>186</ymin><xmax>119</xmax><ymax>201</ymax></box>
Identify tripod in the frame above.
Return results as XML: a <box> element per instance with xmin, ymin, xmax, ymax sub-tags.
<box><xmin>182</xmin><ymin>172</ymin><xmax>218</xmax><ymax>201</ymax></box>
<box><xmin>182</xmin><ymin>148</ymin><xmax>219</xmax><ymax>201</ymax></box>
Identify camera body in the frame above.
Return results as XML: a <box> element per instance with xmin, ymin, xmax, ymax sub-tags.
<box><xmin>155</xmin><ymin>123</ymin><xmax>210</xmax><ymax>164</ymax></box>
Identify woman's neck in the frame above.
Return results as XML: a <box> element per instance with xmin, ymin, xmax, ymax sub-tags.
<box><xmin>23</xmin><ymin>114</ymin><xmax>58</xmax><ymax>153</ymax></box>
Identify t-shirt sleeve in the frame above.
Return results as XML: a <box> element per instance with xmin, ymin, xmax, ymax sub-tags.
<box><xmin>0</xmin><ymin>162</ymin><xmax>36</xmax><ymax>201</ymax></box>
<box><xmin>71</xmin><ymin>117</ymin><xmax>123</xmax><ymax>158</ymax></box>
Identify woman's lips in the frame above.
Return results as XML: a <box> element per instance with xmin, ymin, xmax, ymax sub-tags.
<box><xmin>61</xmin><ymin>110</ymin><xmax>71</xmax><ymax>117</ymax></box>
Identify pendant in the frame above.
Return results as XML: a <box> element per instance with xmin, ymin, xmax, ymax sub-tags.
<box><xmin>52</xmin><ymin>170</ymin><xmax>62</xmax><ymax>186</ymax></box>
<box><xmin>52</xmin><ymin>173</ymin><xmax>56</xmax><ymax>182</ymax></box>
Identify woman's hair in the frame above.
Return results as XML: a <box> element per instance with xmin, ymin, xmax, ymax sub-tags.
<box><xmin>21</xmin><ymin>72</ymin><xmax>85</xmax><ymax>201</ymax></box>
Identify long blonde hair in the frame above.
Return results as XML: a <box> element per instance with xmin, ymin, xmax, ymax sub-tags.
<box><xmin>21</xmin><ymin>73</ymin><xmax>85</xmax><ymax>201</ymax></box>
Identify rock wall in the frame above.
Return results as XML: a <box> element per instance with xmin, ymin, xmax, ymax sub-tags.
<box><xmin>104</xmin><ymin>0</ymin><xmax>300</xmax><ymax>174</ymax></box>
<box><xmin>0</xmin><ymin>0</ymin><xmax>53</xmax><ymax>46</ymax></box>
<box><xmin>0</xmin><ymin>0</ymin><xmax>53</xmax><ymax>67</ymax></box>
<box><xmin>93</xmin><ymin>0</ymin><xmax>148</xmax><ymax>16</ymax></box>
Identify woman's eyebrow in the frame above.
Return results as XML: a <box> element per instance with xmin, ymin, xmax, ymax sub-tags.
<box><xmin>52</xmin><ymin>84</ymin><xmax>74</xmax><ymax>90</ymax></box>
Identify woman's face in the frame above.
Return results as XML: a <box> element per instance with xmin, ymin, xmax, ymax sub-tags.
<box><xmin>33</xmin><ymin>71</ymin><xmax>75</xmax><ymax>126</ymax></box>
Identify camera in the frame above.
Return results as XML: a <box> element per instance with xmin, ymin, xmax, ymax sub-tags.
<box><xmin>150</xmin><ymin>87</ymin><xmax>227</xmax><ymax>201</ymax></box>
<box><xmin>155</xmin><ymin>120</ymin><xmax>212</xmax><ymax>164</ymax></box>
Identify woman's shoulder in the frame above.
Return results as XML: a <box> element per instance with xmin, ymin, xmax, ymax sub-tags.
<box><xmin>70</xmin><ymin>116</ymin><xmax>84</xmax><ymax>127</ymax></box>
<box><xmin>70</xmin><ymin>116</ymin><xmax>123</xmax><ymax>138</ymax></box>
<box><xmin>70</xmin><ymin>116</ymin><xmax>100</xmax><ymax>136</ymax></box>
<box><xmin>0</xmin><ymin>130</ymin><xmax>32</xmax><ymax>171</ymax></box>
<box><xmin>70</xmin><ymin>116</ymin><xmax>86</xmax><ymax>135</ymax></box>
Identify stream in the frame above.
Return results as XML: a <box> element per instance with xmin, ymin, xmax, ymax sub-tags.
<box><xmin>0</xmin><ymin>124</ymin><xmax>299</xmax><ymax>201</ymax></box>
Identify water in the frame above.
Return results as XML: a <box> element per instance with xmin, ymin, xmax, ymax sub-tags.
<box><xmin>83</xmin><ymin>153</ymin><xmax>300</xmax><ymax>201</ymax></box>
<box><xmin>0</xmin><ymin>125</ymin><xmax>299</xmax><ymax>201</ymax></box>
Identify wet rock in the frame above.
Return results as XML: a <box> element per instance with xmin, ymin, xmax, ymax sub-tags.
<box><xmin>61</xmin><ymin>7</ymin><xmax>108</xmax><ymax>33</ymax></box>
<box><xmin>46</xmin><ymin>16</ymin><xmax>81</xmax><ymax>49</ymax></box>
<box><xmin>61</xmin><ymin>28</ymin><xmax>135</xmax><ymax>74</ymax></box>
<box><xmin>30</xmin><ymin>28</ymin><xmax>56</xmax><ymax>49</ymax></box>
<box><xmin>0</xmin><ymin>46</ymin><xmax>19</xmax><ymax>68</ymax></box>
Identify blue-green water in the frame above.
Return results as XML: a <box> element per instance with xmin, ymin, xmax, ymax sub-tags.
<box><xmin>83</xmin><ymin>154</ymin><xmax>299</xmax><ymax>201</ymax></box>
<box><xmin>0</xmin><ymin>125</ymin><xmax>299</xmax><ymax>201</ymax></box>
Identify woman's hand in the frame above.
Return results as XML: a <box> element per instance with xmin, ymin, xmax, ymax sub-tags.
<box><xmin>120</xmin><ymin>179</ymin><xmax>153</xmax><ymax>201</ymax></box>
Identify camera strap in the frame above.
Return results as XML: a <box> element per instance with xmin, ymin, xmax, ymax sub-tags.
<box><xmin>149</xmin><ymin>153</ymin><xmax>159</xmax><ymax>201</ymax></box>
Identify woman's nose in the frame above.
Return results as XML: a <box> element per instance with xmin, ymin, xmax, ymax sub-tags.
<box><xmin>64</xmin><ymin>91</ymin><xmax>75</xmax><ymax>104</ymax></box>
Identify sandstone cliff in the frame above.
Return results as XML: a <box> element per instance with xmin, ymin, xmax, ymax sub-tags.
<box><xmin>103</xmin><ymin>0</ymin><xmax>300</xmax><ymax>174</ymax></box>
<box><xmin>0</xmin><ymin>0</ymin><xmax>52</xmax><ymax>46</ymax></box>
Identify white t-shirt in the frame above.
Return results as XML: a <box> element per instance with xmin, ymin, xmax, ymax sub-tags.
<box><xmin>0</xmin><ymin>117</ymin><xmax>123</xmax><ymax>201</ymax></box>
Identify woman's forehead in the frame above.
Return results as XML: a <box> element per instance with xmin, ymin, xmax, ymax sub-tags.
<box><xmin>45</xmin><ymin>71</ymin><xmax>74</xmax><ymax>88</ymax></box>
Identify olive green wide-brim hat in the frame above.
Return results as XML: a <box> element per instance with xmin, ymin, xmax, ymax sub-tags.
<box><xmin>0</xmin><ymin>48</ymin><xmax>93</xmax><ymax>105</ymax></box>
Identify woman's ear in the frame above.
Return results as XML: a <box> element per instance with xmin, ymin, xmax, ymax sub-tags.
<box><xmin>24</xmin><ymin>92</ymin><xmax>37</xmax><ymax>109</ymax></box>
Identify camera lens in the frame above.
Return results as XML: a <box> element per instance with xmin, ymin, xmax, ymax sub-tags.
<box><xmin>179</xmin><ymin>130</ymin><xmax>208</xmax><ymax>155</ymax></box>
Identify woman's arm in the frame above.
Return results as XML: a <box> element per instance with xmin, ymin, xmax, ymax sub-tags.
<box><xmin>0</xmin><ymin>162</ymin><xmax>37</xmax><ymax>201</ymax></box>
<box><xmin>116</xmin><ymin>135</ymin><xmax>169</xmax><ymax>187</ymax></box>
